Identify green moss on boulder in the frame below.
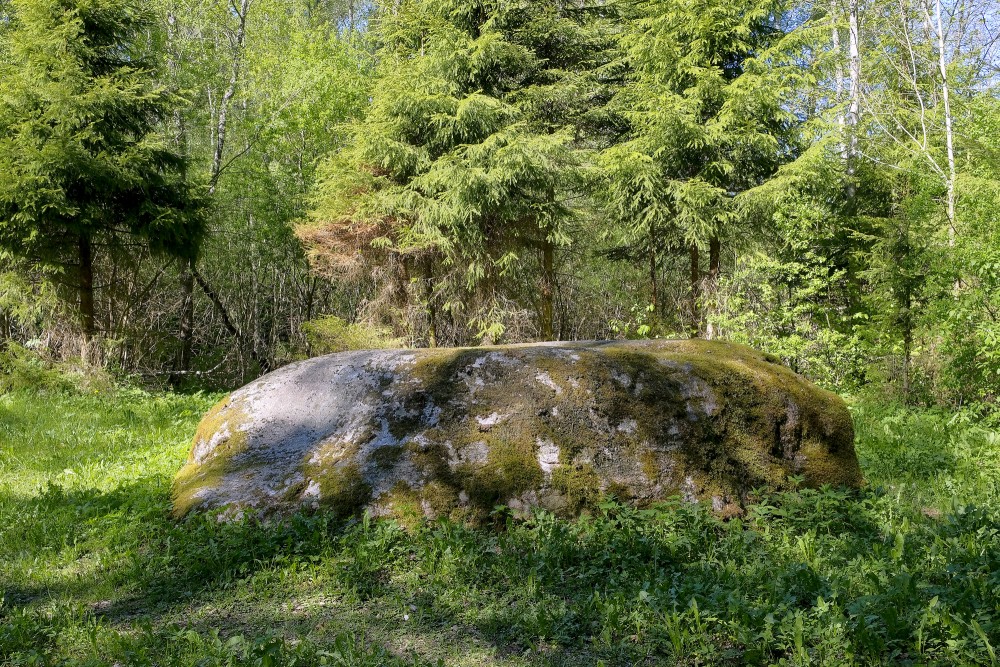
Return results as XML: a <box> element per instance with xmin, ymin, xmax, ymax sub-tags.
<box><xmin>172</xmin><ymin>340</ymin><xmax>862</xmax><ymax>522</ymax></box>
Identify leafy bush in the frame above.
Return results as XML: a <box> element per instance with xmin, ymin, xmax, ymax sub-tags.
<box><xmin>300</xmin><ymin>315</ymin><xmax>403</xmax><ymax>356</ymax></box>
<box><xmin>0</xmin><ymin>343</ymin><xmax>73</xmax><ymax>393</ymax></box>
<box><xmin>0</xmin><ymin>343</ymin><xmax>114</xmax><ymax>394</ymax></box>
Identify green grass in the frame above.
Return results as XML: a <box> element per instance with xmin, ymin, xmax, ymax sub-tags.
<box><xmin>1</xmin><ymin>390</ymin><xmax>999</xmax><ymax>666</ymax></box>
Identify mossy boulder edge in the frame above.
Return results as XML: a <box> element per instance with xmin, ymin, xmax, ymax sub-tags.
<box><xmin>172</xmin><ymin>340</ymin><xmax>862</xmax><ymax>521</ymax></box>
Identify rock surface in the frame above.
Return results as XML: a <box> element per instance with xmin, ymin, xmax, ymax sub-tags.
<box><xmin>172</xmin><ymin>339</ymin><xmax>862</xmax><ymax>521</ymax></box>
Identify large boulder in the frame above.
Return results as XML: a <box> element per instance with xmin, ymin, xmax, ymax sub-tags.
<box><xmin>172</xmin><ymin>340</ymin><xmax>862</xmax><ymax>521</ymax></box>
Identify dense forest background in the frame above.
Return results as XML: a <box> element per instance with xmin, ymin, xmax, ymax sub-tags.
<box><xmin>0</xmin><ymin>0</ymin><xmax>998</xmax><ymax>408</ymax></box>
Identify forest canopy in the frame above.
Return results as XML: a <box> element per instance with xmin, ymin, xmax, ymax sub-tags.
<box><xmin>0</xmin><ymin>0</ymin><xmax>998</xmax><ymax>410</ymax></box>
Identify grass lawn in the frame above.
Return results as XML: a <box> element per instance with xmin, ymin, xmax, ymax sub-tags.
<box><xmin>1</xmin><ymin>388</ymin><xmax>999</xmax><ymax>666</ymax></box>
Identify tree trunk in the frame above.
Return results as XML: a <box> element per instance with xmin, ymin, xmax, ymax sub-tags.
<box><xmin>709</xmin><ymin>237</ymin><xmax>720</xmax><ymax>281</ymax></box>
<box><xmin>209</xmin><ymin>0</ymin><xmax>251</xmax><ymax>194</ymax></box>
<box><xmin>0</xmin><ymin>309</ymin><xmax>9</xmax><ymax>346</ymax></box>
<box><xmin>648</xmin><ymin>247</ymin><xmax>658</xmax><ymax>316</ymax></box>
<box><xmin>902</xmin><ymin>321</ymin><xmax>912</xmax><ymax>402</ymax></box>
<box><xmin>831</xmin><ymin>0</ymin><xmax>847</xmax><ymax>161</ymax></box>
<box><xmin>165</xmin><ymin>10</ymin><xmax>186</xmax><ymax>149</ymax></box>
<box><xmin>902</xmin><ymin>287</ymin><xmax>912</xmax><ymax>402</ymax></box>
<box><xmin>540</xmin><ymin>240</ymin><xmax>555</xmax><ymax>341</ymax></box>
<box><xmin>689</xmin><ymin>244</ymin><xmax>700</xmax><ymax>337</ymax></box>
<box><xmin>846</xmin><ymin>0</ymin><xmax>861</xmax><ymax>206</ymax></box>
<box><xmin>79</xmin><ymin>235</ymin><xmax>96</xmax><ymax>362</ymax></box>
<box><xmin>705</xmin><ymin>237</ymin><xmax>721</xmax><ymax>340</ymax></box>
<box><xmin>172</xmin><ymin>257</ymin><xmax>196</xmax><ymax>384</ymax></box>
<box><xmin>422</xmin><ymin>256</ymin><xmax>437</xmax><ymax>348</ymax></box>
<box><xmin>929</xmin><ymin>0</ymin><xmax>956</xmax><ymax>247</ymax></box>
<box><xmin>79</xmin><ymin>234</ymin><xmax>96</xmax><ymax>335</ymax></box>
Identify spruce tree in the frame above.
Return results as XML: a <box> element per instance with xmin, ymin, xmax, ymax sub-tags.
<box><xmin>301</xmin><ymin>0</ymin><xmax>615</xmax><ymax>343</ymax></box>
<box><xmin>0</xmin><ymin>0</ymin><xmax>203</xmax><ymax>352</ymax></box>
<box><xmin>599</xmin><ymin>0</ymin><xmax>801</xmax><ymax>335</ymax></box>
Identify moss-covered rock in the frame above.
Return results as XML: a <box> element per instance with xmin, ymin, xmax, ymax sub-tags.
<box><xmin>172</xmin><ymin>340</ymin><xmax>862</xmax><ymax>521</ymax></box>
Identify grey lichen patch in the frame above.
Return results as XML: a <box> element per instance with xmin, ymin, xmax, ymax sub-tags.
<box><xmin>535</xmin><ymin>371</ymin><xmax>563</xmax><ymax>394</ymax></box>
<box><xmin>449</xmin><ymin>440</ymin><xmax>488</xmax><ymax>467</ymax></box>
<box><xmin>536</xmin><ymin>438</ymin><xmax>560</xmax><ymax>477</ymax></box>
<box><xmin>476</xmin><ymin>411</ymin><xmax>509</xmax><ymax>431</ymax></box>
<box><xmin>617</xmin><ymin>419</ymin><xmax>638</xmax><ymax>434</ymax></box>
<box><xmin>173</xmin><ymin>339</ymin><xmax>862</xmax><ymax>523</ymax></box>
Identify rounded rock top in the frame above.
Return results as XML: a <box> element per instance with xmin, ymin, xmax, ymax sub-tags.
<box><xmin>172</xmin><ymin>339</ymin><xmax>862</xmax><ymax>522</ymax></box>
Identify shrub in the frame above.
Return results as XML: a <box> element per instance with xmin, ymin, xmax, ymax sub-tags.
<box><xmin>0</xmin><ymin>343</ymin><xmax>114</xmax><ymax>394</ymax></box>
<box><xmin>300</xmin><ymin>316</ymin><xmax>403</xmax><ymax>356</ymax></box>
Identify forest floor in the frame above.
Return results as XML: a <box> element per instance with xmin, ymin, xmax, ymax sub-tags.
<box><xmin>1</xmin><ymin>390</ymin><xmax>999</xmax><ymax>666</ymax></box>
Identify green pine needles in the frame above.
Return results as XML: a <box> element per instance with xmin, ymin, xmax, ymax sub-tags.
<box><xmin>300</xmin><ymin>0</ymin><xmax>617</xmax><ymax>343</ymax></box>
<box><xmin>0</xmin><ymin>0</ymin><xmax>204</xmax><ymax>340</ymax></box>
<box><xmin>301</xmin><ymin>0</ymin><xmax>813</xmax><ymax>343</ymax></box>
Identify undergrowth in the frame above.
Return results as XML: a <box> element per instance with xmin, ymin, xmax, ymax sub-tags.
<box><xmin>1</xmin><ymin>390</ymin><xmax>998</xmax><ymax>665</ymax></box>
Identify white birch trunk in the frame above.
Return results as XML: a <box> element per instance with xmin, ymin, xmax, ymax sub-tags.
<box><xmin>846</xmin><ymin>0</ymin><xmax>862</xmax><ymax>202</ymax></box>
<box><xmin>932</xmin><ymin>0</ymin><xmax>957</xmax><ymax>244</ymax></box>
<box><xmin>210</xmin><ymin>0</ymin><xmax>252</xmax><ymax>194</ymax></box>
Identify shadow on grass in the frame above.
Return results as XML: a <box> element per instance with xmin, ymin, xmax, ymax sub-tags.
<box><xmin>5</xmin><ymin>474</ymin><xmax>1000</xmax><ymax>666</ymax></box>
